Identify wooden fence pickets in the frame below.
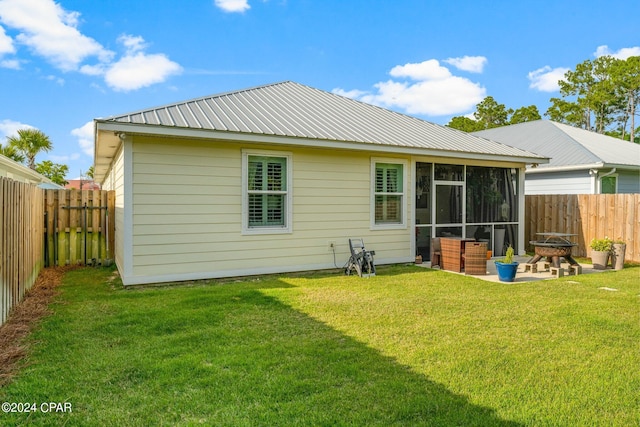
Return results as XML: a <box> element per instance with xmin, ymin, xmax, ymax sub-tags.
<box><xmin>1</xmin><ymin>177</ymin><xmax>44</xmax><ymax>326</ymax></box>
<box><xmin>525</xmin><ymin>194</ymin><xmax>639</xmax><ymax>262</ymax></box>
<box><xmin>2</xmin><ymin>182</ymin><xmax>115</xmax><ymax>327</ymax></box>
<box><xmin>43</xmin><ymin>189</ymin><xmax>115</xmax><ymax>267</ymax></box>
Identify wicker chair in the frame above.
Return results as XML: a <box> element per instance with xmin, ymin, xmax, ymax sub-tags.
<box><xmin>463</xmin><ymin>241</ymin><xmax>488</xmax><ymax>275</ymax></box>
<box><xmin>430</xmin><ymin>237</ymin><xmax>442</xmax><ymax>268</ymax></box>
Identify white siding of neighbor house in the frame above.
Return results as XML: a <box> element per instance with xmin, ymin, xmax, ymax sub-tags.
<box><xmin>526</xmin><ymin>168</ymin><xmax>640</xmax><ymax>194</ymax></box>
<box><xmin>618</xmin><ymin>169</ymin><xmax>640</xmax><ymax>193</ymax></box>
<box><xmin>101</xmin><ymin>145</ymin><xmax>126</xmax><ymax>273</ymax></box>
<box><xmin>0</xmin><ymin>156</ymin><xmax>54</xmax><ymax>185</ymax></box>
<box><xmin>126</xmin><ymin>136</ymin><xmax>413</xmax><ymax>284</ymax></box>
<box><xmin>525</xmin><ymin>170</ymin><xmax>593</xmax><ymax>195</ymax></box>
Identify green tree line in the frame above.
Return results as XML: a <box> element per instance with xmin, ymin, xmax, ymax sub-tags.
<box><xmin>447</xmin><ymin>55</ymin><xmax>640</xmax><ymax>143</ymax></box>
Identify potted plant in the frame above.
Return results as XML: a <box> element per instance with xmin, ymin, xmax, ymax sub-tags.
<box><xmin>610</xmin><ymin>239</ymin><xmax>626</xmax><ymax>270</ymax></box>
<box><xmin>589</xmin><ymin>237</ymin><xmax>612</xmax><ymax>270</ymax></box>
<box><xmin>494</xmin><ymin>245</ymin><xmax>518</xmax><ymax>282</ymax></box>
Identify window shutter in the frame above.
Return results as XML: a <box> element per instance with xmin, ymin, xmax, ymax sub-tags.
<box><xmin>247</xmin><ymin>155</ymin><xmax>287</xmax><ymax>228</ymax></box>
<box><xmin>374</xmin><ymin>162</ymin><xmax>403</xmax><ymax>224</ymax></box>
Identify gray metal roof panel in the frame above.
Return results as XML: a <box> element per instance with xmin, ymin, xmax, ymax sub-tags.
<box><xmin>551</xmin><ymin>122</ymin><xmax>640</xmax><ymax>167</ymax></box>
<box><xmin>104</xmin><ymin>81</ymin><xmax>545</xmax><ymax>160</ymax></box>
<box><xmin>474</xmin><ymin>120</ymin><xmax>640</xmax><ymax>169</ymax></box>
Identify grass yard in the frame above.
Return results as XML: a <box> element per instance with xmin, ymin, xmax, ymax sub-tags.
<box><xmin>0</xmin><ymin>265</ymin><xmax>638</xmax><ymax>426</ymax></box>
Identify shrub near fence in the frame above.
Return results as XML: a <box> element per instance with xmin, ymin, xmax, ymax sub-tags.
<box><xmin>525</xmin><ymin>194</ymin><xmax>640</xmax><ymax>263</ymax></box>
<box><xmin>1</xmin><ymin>177</ymin><xmax>44</xmax><ymax>326</ymax></box>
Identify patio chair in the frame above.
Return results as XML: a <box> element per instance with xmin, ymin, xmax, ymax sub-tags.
<box><xmin>463</xmin><ymin>241</ymin><xmax>488</xmax><ymax>275</ymax></box>
<box><xmin>345</xmin><ymin>238</ymin><xmax>376</xmax><ymax>277</ymax></box>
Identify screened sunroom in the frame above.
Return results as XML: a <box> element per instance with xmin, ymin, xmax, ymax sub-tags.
<box><xmin>414</xmin><ymin>162</ymin><xmax>520</xmax><ymax>261</ymax></box>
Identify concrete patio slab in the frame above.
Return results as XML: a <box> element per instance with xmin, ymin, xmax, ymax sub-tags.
<box><xmin>419</xmin><ymin>255</ymin><xmax>607</xmax><ymax>283</ymax></box>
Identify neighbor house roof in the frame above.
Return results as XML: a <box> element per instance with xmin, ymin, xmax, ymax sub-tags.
<box><xmin>94</xmin><ymin>81</ymin><xmax>547</xmax><ymax>182</ymax></box>
<box><xmin>473</xmin><ymin>120</ymin><xmax>640</xmax><ymax>173</ymax></box>
<box><xmin>0</xmin><ymin>154</ymin><xmax>60</xmax><ymax>187</ymax></box>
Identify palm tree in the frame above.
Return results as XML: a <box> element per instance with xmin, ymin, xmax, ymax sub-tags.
<box><xmin>0</xmin><ymin>142</ymin><xmax>26</xmax><ymax>163</ymax></box>
<box><xmin>6</xmin><ymin>128</ymin><xmax>53</xmax><ymax>169</ymax></box>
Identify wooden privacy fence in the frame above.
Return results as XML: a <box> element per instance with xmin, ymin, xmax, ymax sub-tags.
<box><xmin>1</xmin><ymin>177</ymin><xmax>44</xmax><ymax>326</ymax></box>
<box><xmin>44</xmin><ymin>189</ymin><xmax>115</xmax><ymax>267</ymax></box>
<box><xmin>525</xmin><ymin>194</ymin><xmax>640</xmax><ymax>262</ymax></box>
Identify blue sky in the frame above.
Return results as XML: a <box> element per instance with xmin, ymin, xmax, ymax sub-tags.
<box><xmin>0</xmin><ymin>0</ymin><xmax>638</xmax><ymax>180</ymax></box>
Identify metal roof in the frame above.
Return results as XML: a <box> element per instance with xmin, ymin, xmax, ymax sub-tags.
<box><xmin>94</xmin><ymin>81</ymin><xmax>547</xmax><ymax>181</ymax></box>
<box><xmin>474</xmin><ymin>120</ymin><xmax>640</xmax><ymax>171</ymax></box>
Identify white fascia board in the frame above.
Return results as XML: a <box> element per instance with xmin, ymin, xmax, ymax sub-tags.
<box><xmin>526</xmin><ymin>163</ymin><xmax>604</xmax><ymax>174</ymax></box>
<box><xmin>95</xmin><ymin>121</ymin><xmax>548</xmax><ymax>166</ymax></box>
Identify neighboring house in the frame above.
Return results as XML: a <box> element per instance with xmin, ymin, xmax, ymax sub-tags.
<box><xmin>65</xmin><ymin>177</ymin><xmax>101</xmax><ymax>190</ymax></box>
<box><xmin>94</xmin><ymin>81</ymin><xmax>547</xmax><ymax>286</ymax></box>
<box><xmin>0</xmin><ymin>154</ymin><xmax>61</xmax><ymax>188</ymax></box>
<box><xmin>474</xmin><ymin>120</ymin><xmax>640</xmax><ymax>195</ymax></box>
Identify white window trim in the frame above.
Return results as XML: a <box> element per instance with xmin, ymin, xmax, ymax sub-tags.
<box><xmin>370</xmin><ymin>157</ymin><xmax>408</xmax><ymax>230</ymax></box>
<box><xmin>242</xmin><ymin>149</ymin><xmax>293</xmax><ymax>235</ymax></box>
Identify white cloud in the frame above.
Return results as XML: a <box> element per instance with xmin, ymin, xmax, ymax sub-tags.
<box><xmin>390</xmin><ymin>59</ymin><xmax>451</xmax><ymax>80</ymax></box>
<box><xmin>527</xmin><ymin>66</ymin><xmax>569</xmax><ymax>92</ymax></box>
<box><xmin>0</xmin><ymin>119</ymin><xmax>34</xmax><ymax>142</ymax></box>
<box><xmin>71</xmin><ymin>121</ymin><xmax>94</xmax><ymax>157</ymax></box>
<box><xmin>98</xmin><ymin>34</ymin><xmax>182</xmax><ymax>92</ymax></box>
<box><xmin>0</xmin><ymin>0</ymin><xmax>113</xmax><ymax>71</ymax></box>
<box><xmin>443</xmin><ymin>55</ymin><xmax>487</xmax><ymax>73</ymax></box>
<box><xmin>334</xmin><ymin>59</ymin><xmax>486</xmax><ymax>117</ymax></box>
<box><xmin>332</xmin><ymin>88</ymin><xmax>368</xmax><ymax>99</ymax></box>
<box><xmin>0</xmin><ymin>25</ymin><xmax>14</xmax><ymax>55</ymax></box>
<box><xmin>0</xmin><ymin>58</ymin><xmax>20</xmax><ymax>69</ymax></box>
<box><xmin>104</xmin><ymin>52</ymin><xmax>182</xmax><ymax>91</ymax></box>
<box><xmin>215</xmin><ymin>0</ymin><xmax>250</xmax><ymax>13</ymax></box>
<box><xmin>0</xmin><ymin>24</ymin><xmax>18</xmax><ymax>68</ymax></box>
<box><xmin>594</xmin><ymin>45</ymin><xmax>640</xmax><ymax>60</ymax></box>
<box><xmin>0</xmin><ymin>1</ymin><xmax>181</xmax><ymax>91</ymax></box>
<box><xmin>118</xmin><ymin>34</ymin><xmax>147</xmax><ymax>53</ymax></box>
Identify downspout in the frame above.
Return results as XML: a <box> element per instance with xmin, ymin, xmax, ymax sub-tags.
<box><xmin>595</xmin><ymin>168</ymin><xmax>617</xmax><ymax>194</ymax></box>
<box><xmin>589</xmin><ymin>169</ymin><xmax>598</xmax><ymax>194</ymax></box>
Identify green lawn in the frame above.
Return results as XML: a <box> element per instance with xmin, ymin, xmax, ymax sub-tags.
<box><xmin>1</xmin><ymin>265</ymin><xmax>638</xmax><ymax>426</ymax></box>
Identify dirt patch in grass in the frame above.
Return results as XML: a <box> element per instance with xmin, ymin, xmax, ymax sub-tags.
<box><xmin>0</xmin><ymin>267</ymin><xmax>71</xmax><ymax>387</ymax></box>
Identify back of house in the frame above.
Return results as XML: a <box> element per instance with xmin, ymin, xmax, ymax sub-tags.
<box><xmin>94</xmin><ymin>81</ymin><xmax>547</xmax><ymax>285</ymax></box>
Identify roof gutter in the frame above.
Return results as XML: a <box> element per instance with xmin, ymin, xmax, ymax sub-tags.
<box><xmin>593</xmin><ymin>167</ymin><xmax>617</xmax><ymax>194</ymax></box>
<box><xmin>598</xmin><ymin>168</ymin><xmax>617</xmax><ymax>179</ymax></box>
<box><xmin>526</xmin><ymin>162</ymin><xmax>605</xmax><ymax>174</ymax></box>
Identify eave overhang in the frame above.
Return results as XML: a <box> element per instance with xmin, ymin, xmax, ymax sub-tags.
<box><xmin>94</xmin><ymin>121</ymin><xmax>549</xmax><ymax>184</ymax></box>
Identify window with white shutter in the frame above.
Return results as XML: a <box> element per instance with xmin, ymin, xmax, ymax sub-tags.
<box><xmin>371</xmin><ymin>159</ymin><xmax>407</xmax><ymax>229</ymax></box>
<box><xmin>243</xmin><ymin>151</ymin><xmax>292</xmax><ymax>234</ymax></box>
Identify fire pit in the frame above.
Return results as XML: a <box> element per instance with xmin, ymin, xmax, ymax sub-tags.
<box><xmin>528</xmin><ymin>233</ymin><xmax>579</xmax><ymax>268</ymax></box>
